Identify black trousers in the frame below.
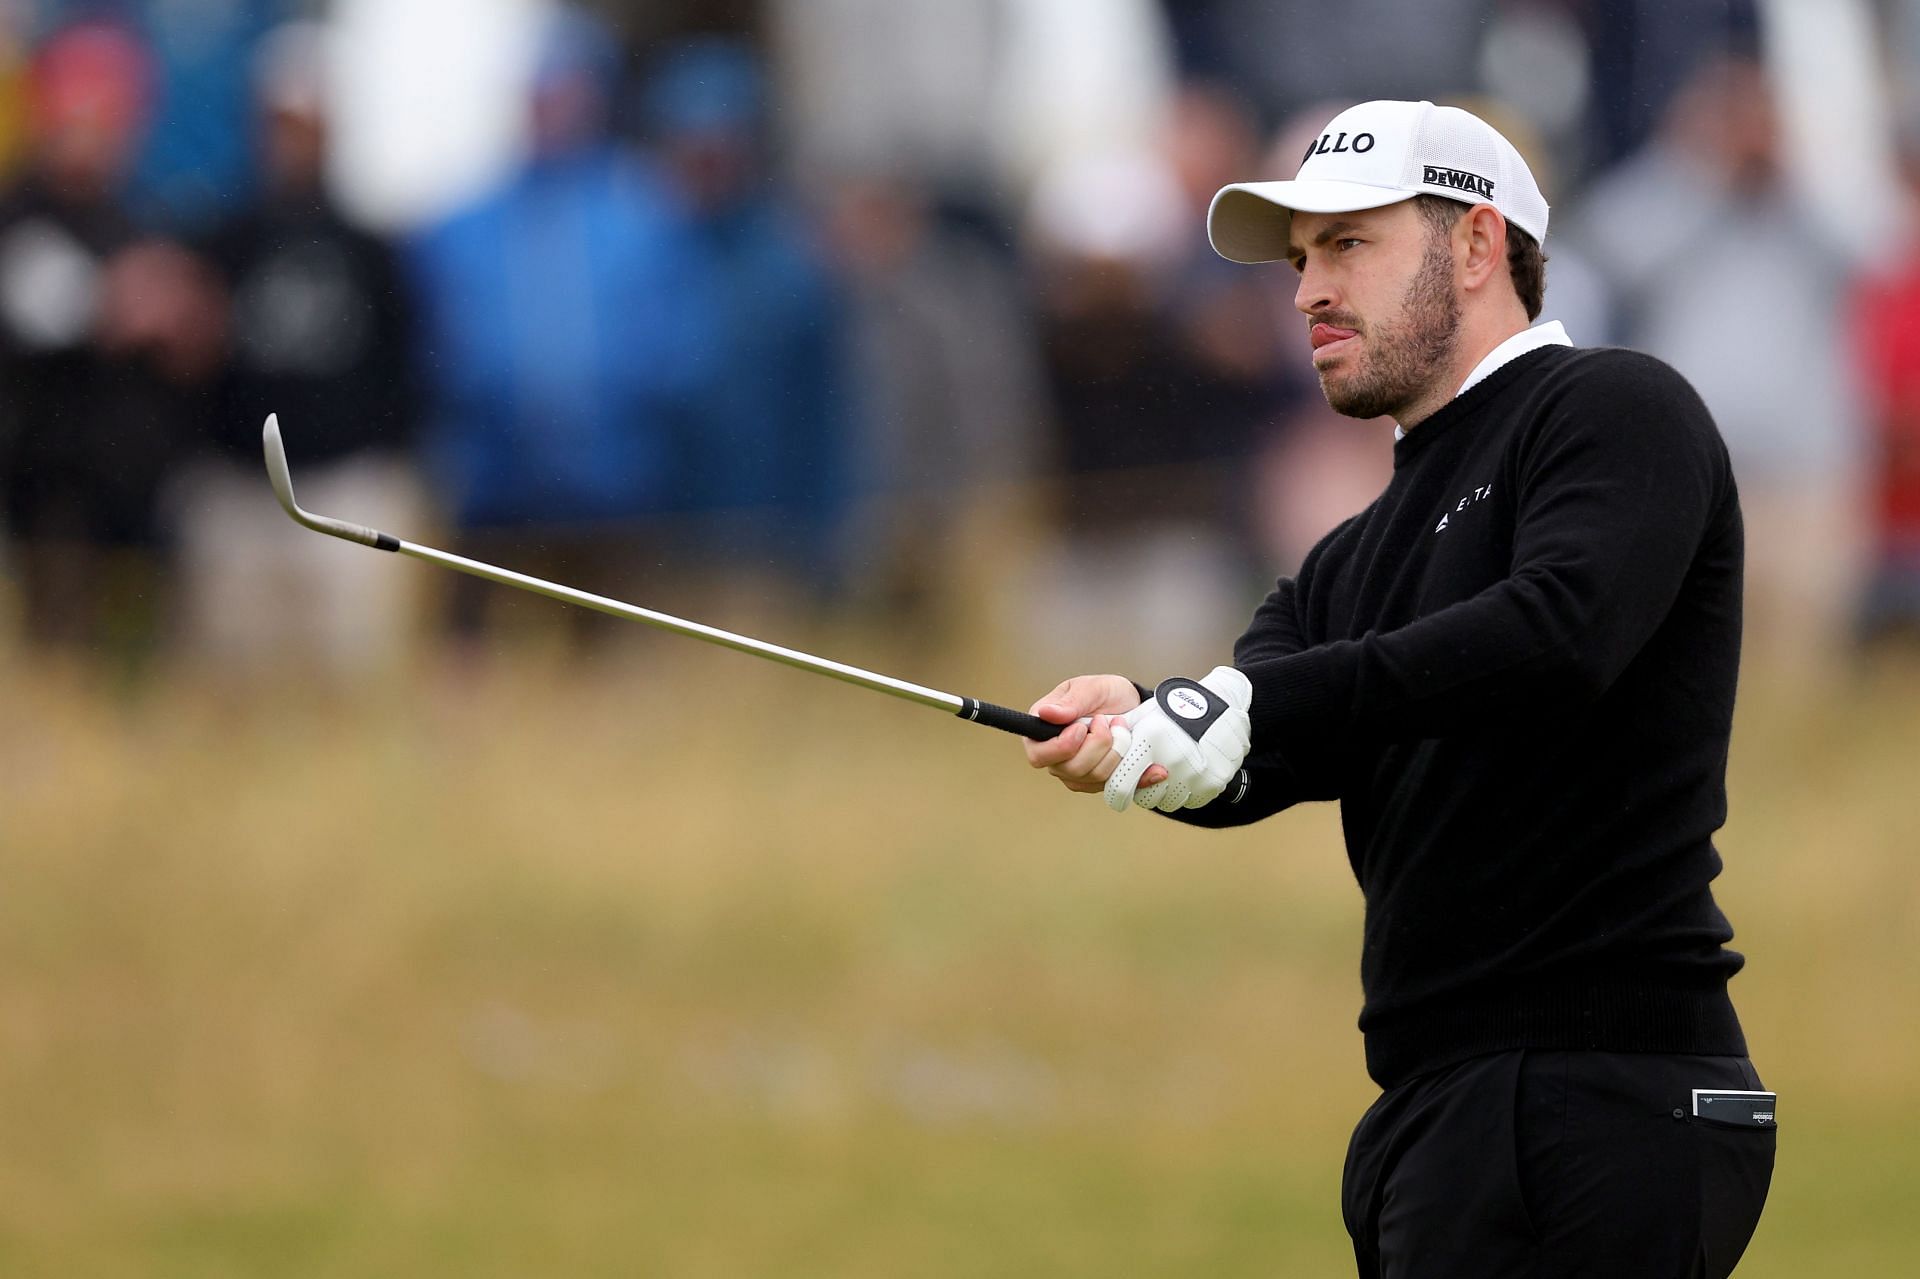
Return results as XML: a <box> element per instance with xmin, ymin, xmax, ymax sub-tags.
<box><xmin>1342</xmin><ymin>1050</ymin><xmax>1775</xmax><ymax>1278</ymax></box>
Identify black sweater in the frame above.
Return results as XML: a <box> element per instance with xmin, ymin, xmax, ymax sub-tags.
<box><xmin>1179</xmin><ymin>344</ymin><xmax>1750</xmax><ymax>1087</ymax></box>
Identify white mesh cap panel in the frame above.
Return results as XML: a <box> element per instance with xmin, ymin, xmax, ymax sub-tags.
<box><xmin>1402</xmin><ymin>104</ymin><xmax>1549</xmax><ymax>241</ymax></box>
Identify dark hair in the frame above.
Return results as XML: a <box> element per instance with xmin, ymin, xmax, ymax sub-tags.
<box><xmin>1411</xmin><ymin>194</ymin><xmax>1547</xmax><ymax>321</ymax></box>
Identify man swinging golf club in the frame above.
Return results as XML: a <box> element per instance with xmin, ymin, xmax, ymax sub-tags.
<box><xmin>1023</xmin><ymin>100</ymin><xmax>1774</xmax><ymax>1277</ymax></box>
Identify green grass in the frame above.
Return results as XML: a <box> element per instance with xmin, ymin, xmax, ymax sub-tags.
<box><xmin>1</xmin><ymin>640</ymin><xmax>1916</xmax><ymax>1275</ymax></box>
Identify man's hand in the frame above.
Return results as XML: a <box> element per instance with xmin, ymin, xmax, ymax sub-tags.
<box><xmin>1105</xmin><ymin>666</ymin><xmax>1253</xmax><ymax>812</ymax></box>
<box><xmin>1024</xmin><ymin>675</ymin><xmax>1170</xmax><ymax>795</ymax></box>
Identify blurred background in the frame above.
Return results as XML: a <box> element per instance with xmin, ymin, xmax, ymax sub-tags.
<box><xmin>0</xmin><ymin>0</ymin><xmax>1916</xmax><ymax>1273</ymax></box>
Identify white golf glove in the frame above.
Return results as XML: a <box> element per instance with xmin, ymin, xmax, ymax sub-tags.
<box><xmin>1105</xmin><ymin>665</ymin><xmax>1253</xmax><ymax>813</ymax></box>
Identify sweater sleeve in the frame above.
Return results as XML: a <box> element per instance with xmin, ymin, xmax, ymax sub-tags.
<box><xmin>1240</xmin><ymin>353</ymin><xmax>1730</xmax><ymax>752</ymax></box>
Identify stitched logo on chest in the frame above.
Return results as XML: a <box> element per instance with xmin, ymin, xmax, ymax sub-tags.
<box><xmin>1434</xmin><ymin>482</ymin><xmax>1494</xmax><ymax>533</ymax></box>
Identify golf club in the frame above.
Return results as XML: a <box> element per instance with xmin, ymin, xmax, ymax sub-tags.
<box><xmin>262</xmin><ymin>413</ymin><xmax>1088</xmax><ymax>744</ymax></box>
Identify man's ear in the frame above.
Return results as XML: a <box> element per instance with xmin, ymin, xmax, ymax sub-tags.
<box><xmin>1455</xmin><ymin>203</ymin><xmax>1508</xmax><ymax>292</ymax></box>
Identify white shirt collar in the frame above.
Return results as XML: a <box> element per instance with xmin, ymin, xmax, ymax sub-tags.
<box><xmin>1394</xmin><ymin>321</ymin><xmax>1574</xmax><ymax>438</ymax></box>
<box><xmin>1456</xmin><ymin>320</ymin><xmax>1573</xmax><ymax>397</ymax></box>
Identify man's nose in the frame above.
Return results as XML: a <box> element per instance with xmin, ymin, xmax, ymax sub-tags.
<box><xmin>1295</xmin><ymin>263</ymin><xmax>1337</xmax><ymax>317</ymax></box>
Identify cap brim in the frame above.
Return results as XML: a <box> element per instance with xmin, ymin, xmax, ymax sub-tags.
<box><xmin>1206</xmin><ymin>180</ymin><xmax>1417</xmax><ymax>264</ymax></box>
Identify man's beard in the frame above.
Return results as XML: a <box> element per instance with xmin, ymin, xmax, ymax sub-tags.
<box><xmin>1318</xmin><ymin>236</ymin><xmax>1461</xmax><ymax>421</ymax></box>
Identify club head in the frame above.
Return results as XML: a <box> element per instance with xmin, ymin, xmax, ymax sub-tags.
<box><xmin>262</xmin><ymin>413</ymin><xmax>303</xmax><ymax>523</ymax></box>
<box><xmin>260</xmin><ymin>413</ymin><xmax>396</xmax><ymax>549</ymax></box>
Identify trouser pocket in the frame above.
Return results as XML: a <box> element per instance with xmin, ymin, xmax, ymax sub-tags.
<box><xmin>1687</xmin><ymin>1083</ymin><xmax>1776</xmax><ymax>1279</ymax></box>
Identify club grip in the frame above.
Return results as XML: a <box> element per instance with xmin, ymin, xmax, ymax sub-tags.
<box><xmin>956</xmin><ymin>697</ymin><xmax>1070</xmax><ymax>741</ymax></box>
<box><xmin>956</xmin><ymin>698</ymin><xmax>1250</xmax><ymax>807</ymax></box>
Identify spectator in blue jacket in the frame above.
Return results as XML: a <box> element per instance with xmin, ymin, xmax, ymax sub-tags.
<box><xmin>408</xmin><ymin>8</ymin><xmax>713</xmax><ymax>645</ymax></box>
<box><xmin>639</xmin><ymin>38</ymin><xmax>855</xmax><ymax>604</ymax></box>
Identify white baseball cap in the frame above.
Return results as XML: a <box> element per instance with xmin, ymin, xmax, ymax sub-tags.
<box><xmin>1207</xmin><ymin>99</ymin><xmax>1550</xmax><ymax>264</ymax></box>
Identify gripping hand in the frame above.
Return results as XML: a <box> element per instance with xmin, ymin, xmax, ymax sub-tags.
<box><xmin>1104</xmin><ymin>666</ymin><xmax>1252</xmax><ymax>813</ymax></box>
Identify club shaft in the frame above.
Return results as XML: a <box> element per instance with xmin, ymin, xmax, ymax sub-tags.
<box><xmin>265</xmin><ymin>413</ymin><xmax>1070</xmax><ymax>743</ymax></box>
<box><xmin>392</xmin><ymin>540</ymin><xmax>965</xmax><ymax>712</ymax></box>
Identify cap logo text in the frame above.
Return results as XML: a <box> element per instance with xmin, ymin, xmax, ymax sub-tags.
<box><xmin>1422</xmin><ymin>165</ymin><xmax>1494</xmax><ymax>198</ymax></box>
<box><xmin>1304</xmin><ymin>131</ymin><xmax>1376</xmax><ymax>163</ymax></box>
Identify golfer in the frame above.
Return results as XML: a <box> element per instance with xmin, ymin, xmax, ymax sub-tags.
<box><xmin>1025</xmin><ymin>100</ymin><xmax>1774</xmax><ymax>1277</ymax></box>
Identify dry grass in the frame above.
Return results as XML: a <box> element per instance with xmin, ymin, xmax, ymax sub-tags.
<box><xmin>0</xmin><ymin>636</ymin><xmax>1915</xmax><ymax>1276</ymax></box>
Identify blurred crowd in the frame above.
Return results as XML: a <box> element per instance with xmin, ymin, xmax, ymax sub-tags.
<box><xmin>2</xmin><ymin>0</ymin><xmax>1919</xmax><ymax>685</ymax></box>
